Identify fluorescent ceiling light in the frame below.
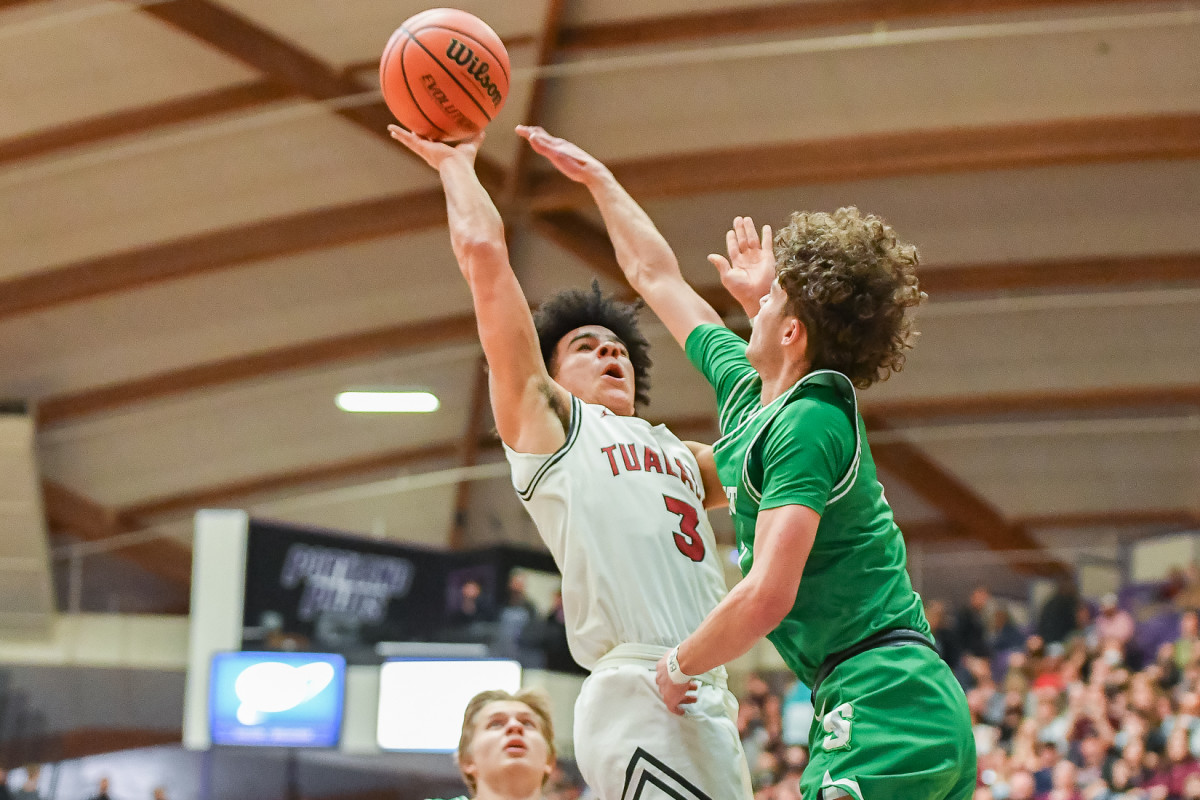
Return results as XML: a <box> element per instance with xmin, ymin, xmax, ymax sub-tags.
<box><xmin>336</xmin><ymin>391</ymin><xmax>440</xmax><ymax>413</ymax></box>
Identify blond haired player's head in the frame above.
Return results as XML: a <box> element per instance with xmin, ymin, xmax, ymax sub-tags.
<box><xmin>455</xmin><ymin>688</ymin><xmax>556</xmax><ymax>799</ymax></box>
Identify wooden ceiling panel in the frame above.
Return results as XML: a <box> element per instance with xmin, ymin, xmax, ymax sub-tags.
<box><xmin>540</xmin><ymin>15</ymin><xmax>1200</xmax><ymax>160</ymax></box>
<box><xmin>558</xmin><ymin>0</ymin><xmax>1177</xmax><ymax>43</ymax></box>
<box><xmin>214</xmin><ymin>0</ymin><xmax>545</xmax><ymax>68</ymax></box>
<box><xmin>35</xmin><ymin>342</ymin><xmax>482</xmax><ymax>505</ymax></box>
<box><xmin>511</xmin><ymin>223</ymin><xmax>625</xmax><ymax>303</ymax></box>
<box><xmin>0</xmin><ymin>231</ymin><xmax>471</xmax><ymax>399</ymax></box>
<box><xmin>0</xmin><ymin>0</ymin><xmax>260</xmax><ymax>139</ymax></box>
<box><xmin>562</xmin><ymin>0</ymin><xmax>768</xmax><ymax>27</ymax></box>
<box><xmin>911</xmin><ymin>426</ymin><xmax>1200</xmax><ymax>518</ymax></box>
<box><xmin>643</xmin><ymin>160</ymin><xmax>1200</xmax><ymax>277</ymax></box>
<box><xmin>0</xmin><ymin>105</ymin><xmax>440</xmax><ymax>278</ymax></box>
<box><xmin>868</xmin><ymin>290</ymin><xmax>1200</xmax><ymax>399</ymax></box>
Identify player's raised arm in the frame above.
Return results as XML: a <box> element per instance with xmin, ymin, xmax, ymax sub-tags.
<box><xmin>390</xmin><ymin>126</ymin><xmax>569</xmax><ymax>454</ymax></box>
<box><xmin>518</xmin><ymin>126</ymin><xmax>723</xmax><ymax>349</ymax></box>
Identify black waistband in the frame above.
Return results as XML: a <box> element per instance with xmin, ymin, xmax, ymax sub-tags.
<box><xmin>811</xmin><ymin>628</ymin><xmax>936</xmax><ymax>699</ymax></box>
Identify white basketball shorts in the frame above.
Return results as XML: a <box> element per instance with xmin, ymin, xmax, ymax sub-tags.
<box><xmin>573</xmin><ymin>644</ymin><xmax>753</xmax><ymax>800</ymax></box>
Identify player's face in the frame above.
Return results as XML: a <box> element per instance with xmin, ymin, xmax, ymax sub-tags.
<box><xmin>461</xmin><ymin>700</ymin><xmax>553</xmax><ymax>791</ymax></box>
<box><xmin>746</xmin><ymin>279</ymin><xmax>789</xmax><ymax>370</ymax></box>
<box><xmin>550</xmin><ymin>325</ymin><xmax>636</xmax><ymax>416</ymax></box>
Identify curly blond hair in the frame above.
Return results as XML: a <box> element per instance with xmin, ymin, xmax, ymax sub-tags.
<box><xmin>773</xmin><ymin>207</ymin><xmax>925</xmax><ymax>388</ymax></box>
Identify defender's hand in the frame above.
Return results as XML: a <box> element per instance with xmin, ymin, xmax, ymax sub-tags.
<box><xmin>517</xmin><ymin>125</ymin><xmax>607</xmax><ymax>184</ymax></box>
<box><xmin>708</xmin><ymin>216</ymin><xmax>775</xmax><ymax>317</ymax></box>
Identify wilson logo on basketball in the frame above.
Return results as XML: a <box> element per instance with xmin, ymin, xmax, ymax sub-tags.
<box><xmin>445</xmin><ymin>39</ymin><xmax>503</xmax><ymax>108</ymax></box>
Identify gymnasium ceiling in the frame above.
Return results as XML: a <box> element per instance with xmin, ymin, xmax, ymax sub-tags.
<box><xmin>2</xmin><ymin>0</ymin><xmax>1199</xmax><ymax>614</ymax></box>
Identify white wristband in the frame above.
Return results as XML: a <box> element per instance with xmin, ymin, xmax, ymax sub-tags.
<box><xmin>666</xmin><ymin>647</ymin><xmax>696</xmax><ymax>685</ymax></box>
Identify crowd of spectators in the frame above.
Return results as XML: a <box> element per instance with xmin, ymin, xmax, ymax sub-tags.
<box><xmin>734</xmin><ymin>567</ymin><xmax>1200</xmax><ymax>800</ymax></box>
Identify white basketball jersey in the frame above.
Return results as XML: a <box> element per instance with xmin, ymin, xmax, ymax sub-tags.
<box><xmin>504</xmin><ymin>396</ymin><xmax>728</xmax><ymax>670</ymax></box>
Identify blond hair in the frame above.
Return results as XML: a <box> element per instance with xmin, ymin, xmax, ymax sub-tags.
<box><xmin>456</xmin><ymin>687</ymin><xmax>556</xmax><ymax>794</ymax></box>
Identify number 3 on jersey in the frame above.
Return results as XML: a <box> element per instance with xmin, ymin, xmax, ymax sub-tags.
<box><xmin>664</xmin><ymin>495</ymin><xmax>705</xmax><ymax>562</ymax></box>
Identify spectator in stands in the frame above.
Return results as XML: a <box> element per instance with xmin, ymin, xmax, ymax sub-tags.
<box><xmin>1177</xmin><ymin>611</ymin><xmax>1200</xmax><ymax>671</ymax></box>
<box><xmin>152</xmin><ymin>788</ymin><xmax>168</xmax><ymax>800</ymax></box>
<box><xmin>1039</xmin><ymin>578</ymin><xmax>1083</xmax><ymax>645</ymax></box>
<box><xmin>928</xmin><ymin>598</ymin><xmax>963</xmax><ymax>670</ymax></box>
<box><xmin>1008</xmin><ymin>769</ymin><xmax>1036</xmax><ymax>800</ymax></box>
<box><xmin>12</xmin><ymin>765</ymin><xmax>39</xmax><ymax>800</ymax></box>
<box><xmin>1097</xmin><ymin>593</ymin><xmax>1137</xmax><ymax>652</ymax></box>
<box><xmin>448</xmin><ymin>579</ymin><xmax>497</xmax><ymax>642</ymax></box>
<box><xmin>86</xmin><ymin>778</ymin><xmax>112</xmax><ymax>800</ymax></box>
<box><xmin>1048</xmin><ymin>758</ymin><xmax>1083</xmax><ymax>800</ymax></box>
<box><xmin>1147</xmin><ymin>727</ymin><xmax>1200</xmax><ymax>799</ymax></box>
<box><xmin>0</xmin><ymin>767</ymin><xmax>11</xmax><ymax>800</ymax></box>
<box><xmin>959</xmin><ymin>585</ymin><xmax>994</xmax><ymax>661</ymax></box>
<box><xmin>492</xmin><ymin>573</ymin><xmax>542</xmax><ymax>667</ymax></box>
<box><xmin>991</xmin><ymin>604</ymin><xmax>1026</xmax><ymax>654</ymax></box>
<box><xmin>540</xmin><ymin>589</ymin><xmax>581</xmax><ymax>674</ymax></box>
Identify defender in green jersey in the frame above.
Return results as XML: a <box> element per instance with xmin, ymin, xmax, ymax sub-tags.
<box><xmin>524</xmin><ymin>128</ymin><xmax>975</xmax><ymax>800</ymax></box>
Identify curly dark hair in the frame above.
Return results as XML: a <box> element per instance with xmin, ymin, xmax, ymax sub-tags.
<box><xmin>773</xmin><ymin>207</ymin><xmax>925</xmax><ymax>388</ymax></box>
<box><xmin>533</xmin><ymin>281</ymin><xmax>652</xmax><ymax>406</ymax></box>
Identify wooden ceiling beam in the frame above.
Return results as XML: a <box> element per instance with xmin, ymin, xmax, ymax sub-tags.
<box><xmin>503</xmin><ymin>0</ymin><xmax>567</xmax><ymax>203</ymax></box>
<box><xmin>864</xmin><ymin>384</ymin><xmax>1200</xmax><ymax>421</ymax></box>
<box><xmin>557</xmin><ymin>0</ymin><xmax>1168</xmax><ymax>50</ymax></box>
<box><xmin>1018</xmin><ymin>509</ymin><xmax>1200</xmax><ymax>530</ymax></box>
<box><xmin>0</xmin><ymin>80</ymin><xmax>292</xmax><ymax>167</ymax></box>
<box><xmin>0</xmin><ymin>188</ymin><xmax>446</xmax><ymax>321</ymax></box>
<box><xmin>447</xmin><ymin>356</ymin><xmax>491</xmax><ymax>551</ymax></box>
<box><xmin>37</xmin><ymin>313</ymin><xmax>478</xmax><ymax>427</ymax></box>
<box><xmin>529</xmin><ymin>114</ymin><xmax>1200</xmax><ymax>210</ymax></box>
<box><xmin>42</xmin><ymin>480</ymin><xmax>191</xmax><ymax>587</ymax></box>
<box><xmin>865</xmin><ymin>415</ymin><xmax>1067</xmax><ymax>575</ymax></box>
<box><xmin>922</xmin><ymin>253</ymin><xmax>1200</xmax><ymax>295</ymax></box>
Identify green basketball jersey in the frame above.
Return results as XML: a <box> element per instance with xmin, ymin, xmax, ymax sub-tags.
<box><xmin>685</xmin><ymin>324</ymin><xmax>929</xmax><ymax>687</ymax></box>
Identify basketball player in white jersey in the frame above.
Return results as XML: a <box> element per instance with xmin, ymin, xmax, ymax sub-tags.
<box><xmin>390</xmin><ymin>123</ymin><xmax>751</xmax><ymax>800</ymax></box>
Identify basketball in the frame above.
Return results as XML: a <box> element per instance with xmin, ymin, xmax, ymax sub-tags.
<box><xmin>380</xmin><ymin>8</ymin><xmax>511</xmax><ymax>143</ymax></box>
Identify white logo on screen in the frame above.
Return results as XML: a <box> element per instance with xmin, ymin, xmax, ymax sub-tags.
<box><xmin>234</xmin><ymin>661</ymin><xmax>334</xmax><ymax>725</ymax></box>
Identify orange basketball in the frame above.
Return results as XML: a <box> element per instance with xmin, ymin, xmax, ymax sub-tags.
<box><xmin>380</xmin><ymin>8</ymin><xmax>511</xmax><ymax>143</ymax></box>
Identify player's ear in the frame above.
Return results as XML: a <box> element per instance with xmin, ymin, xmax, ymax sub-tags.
<box><xmin>781</xmin><ymin>316</ymin><xmax>804</xmax><ymax>347</ymax></box>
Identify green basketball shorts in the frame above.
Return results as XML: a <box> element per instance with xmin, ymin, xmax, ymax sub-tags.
<box><xmin>800</xmin><ymin>644</ymin><xmax>976</xmax><ymax>800</ymax></box>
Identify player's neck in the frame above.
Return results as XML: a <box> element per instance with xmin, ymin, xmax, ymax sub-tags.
<box><xmin>758</xmin><ymin>360</ymin><xmax>809</xmax><ymax>405</ymax></box>
<box><xmin>474</xmin><ymin>779</ymin><xmax>543</xmax><ymax>800</ymax></box>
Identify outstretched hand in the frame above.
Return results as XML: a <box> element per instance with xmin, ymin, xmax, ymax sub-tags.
<box><xmin>708</xmin><ymin>216</ymin><xmax>775</xmax><ymax>318</ymax></box>
<box><xmin>517</xmin><ymin>125</ymin><xmax>606</xmax><ymax>184</ymax></box>
<box><xmin>388</xmin><ymin>125</ymin><xmax>485</xmax><ymax>170</ymax></box>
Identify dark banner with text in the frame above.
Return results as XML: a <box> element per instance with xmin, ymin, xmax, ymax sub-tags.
<box><xmin>241</xmin><ymin>520</ymin><xmax>561</xmax><ymax>666</ymax></box>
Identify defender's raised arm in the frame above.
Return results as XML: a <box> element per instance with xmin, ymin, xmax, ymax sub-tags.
<box><xmin>518</xmin><ymin>126</ymin><xmax>723</xmax><ymax>348</ymax></box>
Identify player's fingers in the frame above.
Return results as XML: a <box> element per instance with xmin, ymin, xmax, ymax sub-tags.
<box><xmin>708</xmin><ymin>254</ymin><xmax>731</xmax><ymax>276</ymax></box>
<box><xmin>761</xmin><ymin>223</ymin><xmax>773</xmax><ymax>249</ymax></box>
<box><xmin>726</xmin><ymin>228</ymin><xmax>739</xmax><ymax>261</ymax></box>
<box><xmin>737</xmin><ymin>216</ymin><xmax>757</xmax><ymax>251</ymax></box>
